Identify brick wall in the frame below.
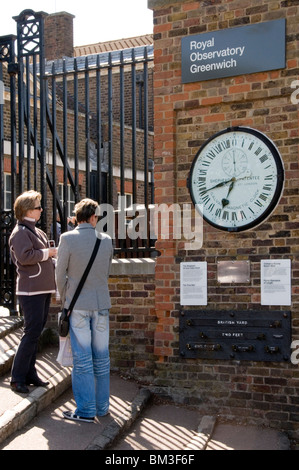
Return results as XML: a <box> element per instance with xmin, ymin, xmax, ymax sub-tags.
<box><xmin>48</xmin><ymin>267</ymin><xmax>157</xmax><ymax>383</ymax></box>
<box><xmin>44</xmin><ymin>12</ymin><xmax>75</xmax><ymax>61</ymax></box>
<box><xmin>109</xmin><ymin>269</ymin><xmax>157</xmax><ymax>381</ymax></box>
<box><xmin>148</xmin><ymin>0</ymin><xmax>299</xmax><ymax>438</ymax></box>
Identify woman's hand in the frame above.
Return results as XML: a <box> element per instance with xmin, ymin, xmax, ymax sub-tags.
<box><xmin>49</xmin><ymin>247</ymin><xmax>58</xmax><ymax>258</ymax></box>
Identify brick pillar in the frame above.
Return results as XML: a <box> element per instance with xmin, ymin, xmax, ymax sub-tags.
<box><xmin>44</xmin><ymin>12</ymin><xmax>75</xmax><ymax>60</ymax></box>
<box><xmin>149</xmin><ymin>1</ymin><xmax>180</xmax><ymax>360</ymax></box>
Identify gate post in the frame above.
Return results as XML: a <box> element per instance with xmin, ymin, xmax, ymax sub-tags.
<box><xmin>0</xmin><ymin>34</ymin><xmax>17</xmax><ymax>313</ymax></box>
<box><xmin>13</xmin><ymin>10</ymin><xmax>48</xmax><ymax>230</ymax></box>
<box><xmin>0</xmin><ymin>35</ymin><xmax>17</xmax><ymax>212</ymax></box>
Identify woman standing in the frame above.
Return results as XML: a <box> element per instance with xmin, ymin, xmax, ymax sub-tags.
<box><xmin>9</xmin><ymin>190</ymin><xmax>57</xmax><ymax>394</ymax></box>
<box><xmin>56</xmin><ymin>199</ymin><xmax>113</xmax><ymax>423</ymax></box>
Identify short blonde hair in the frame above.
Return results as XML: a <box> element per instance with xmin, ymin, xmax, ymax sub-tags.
<box><xmin>14</xmin><ymin>190</ymin><xmax>42</xmax><ymax>221</ymax></box>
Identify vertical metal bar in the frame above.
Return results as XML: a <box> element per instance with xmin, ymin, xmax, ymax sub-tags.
<box><xmin>74</xmin><ymin>58</ymin><xmax>79</xmax><ymax>202</ymax></box>
<box><xmin>150</xmin><ymin>159</ymin><xmax>155</xmax><ymax>205</ymax></box>
<box><xmin>39</xmin><ymin>15</ymin><xmax>47</xmax><ymax>230</ymax></box>
<box><xmin>32</xmin><ymin>55</ymin><xmax>38</xmax><ymax>190</ymax></box>
<box><xmin>131</xmin><ymin>49</ymin><xmax>137</xmax><ymax>206</ymax></box>
<box><xmin>17</xmin><ymin>56</ymin><xmax>24</xmax><ymax>194</ymax></box>
<box><xmin>108</xmin><ymin>53</ymin><xmax>113</xmax><ymax>205</ymax></box>
<box><xmin>9</xmin><ymin>51</ymin><xmax>17</xmax><ymax>214</ymax></box>
<box><xmin>120</xmin><ymin>51</ymin><xmax>125</xmax><ymax>200</ymax></box>
<box><xmin>119</xmin><ymin>51</ymin><xmax>126</xmax><ymax>250</ymax></box>
<box><xmin>143</xmin><ymin>48</ymin><xmax>149</xmax><ymax>250</ymax></box>
<box><xmin>143</xmin><ymin>48</ymin><xmax>149</xmax><ymax>212</ymax></box>
<box><xmin>131</xmin><ymin>49</ymin><xmax>138</xmax><ymax>252</ymax></box>
<box><xmin>85</xmin><ymin>56</ymin><xmax>90</xmax><ymax>198</ymax></box>
<box><xmin>51</xmin><ymin>62</ymin><xmax>57</xmax><ymax>245</ymax></box>
<box><xmin>62</xmin><ymin>59</ymin><xmax>68</xmax><ymax>232</ymax></box>
<box><xmin>96</xmin><ymin>54</ymin><xmax>102</xmax><ymax>203</ymax></box>
<box><xmin>26</xmin><ymin>55</ymin><xmax>31</xmax><ymax>189</ymax></box>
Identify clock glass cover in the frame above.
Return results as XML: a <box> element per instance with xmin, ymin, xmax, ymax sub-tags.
<box><xmin>188</xmin><ymin>127</ymin><xmax>284</xmax><ymax>232</ymax></box>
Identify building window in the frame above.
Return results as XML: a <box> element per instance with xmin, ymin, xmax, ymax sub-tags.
<box><xmin>58</xmin><ymin>184</ymin><xmax>75</xmax><ymax>217</ymax></box>
<box><xmin>4</xmin><ymin>173</ymin><xmax>12</xmax><ymax>210</ymax></box>
<box><xmin>118</xmin><ymin>193</ymin><xmax>133</xmax><ymax>211</ymax></box>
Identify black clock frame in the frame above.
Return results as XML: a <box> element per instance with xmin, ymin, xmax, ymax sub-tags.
<box><xmin>188</xmin><ymin>126</ymin><xmax>285</xmax><ymax>232</ymax></box>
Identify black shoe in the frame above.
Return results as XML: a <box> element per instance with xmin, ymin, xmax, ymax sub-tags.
<box><xmin>10</xmin><ymin>382</ymin><xmax>29</xmax><ymax>394</ymax></box>
<box><xmin>62</xmin><ymin>411</ymin><xmax>95</xmax><ymax>423</ymax></box>
<box><xmin>26</xmin><ymin>378</ymin><xmax>49</xmax><ymax>387</ymax></box>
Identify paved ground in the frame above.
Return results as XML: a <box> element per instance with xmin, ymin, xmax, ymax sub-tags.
<box><xmin>0</xmin><ymin>374</ymin><xmax>146</xmax><ymax>450</ymax></box>
<box><xmin>111</xmin><ymin>403</ymin><xmax>290</xmax><ymax>451</ymax></box>
<box><xmin>0</xmin><ymin>312</ymin><xmax>292</xmax><ymax>451</ymax></box>
<box><xmin>0</xmin><ymin>365</ymin><xmax>291</xmax><ymax>451</ymax></box>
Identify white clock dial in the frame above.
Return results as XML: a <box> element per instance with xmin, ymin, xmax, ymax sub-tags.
<box><xmin>188</xmin><ymin>127</ymin><xmax>284</xmax><ymax>232</ymax></box>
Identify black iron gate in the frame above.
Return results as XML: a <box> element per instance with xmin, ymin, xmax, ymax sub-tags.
<box><xmin>0</xmin><ymin>9</ymin><xmax>155</xmax><ymax>313</ymax></box>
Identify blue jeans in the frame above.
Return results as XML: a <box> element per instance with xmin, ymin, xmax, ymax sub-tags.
<box><xmin>69</xmin><ymin>309</ymin><xmax>110</xmax><ymax>418</ymax></box>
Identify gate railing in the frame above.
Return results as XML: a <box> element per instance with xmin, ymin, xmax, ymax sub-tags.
<box><xmin>0</xmin><ymin>9</ymin><xmax>155</xmax><ymax>312</ymax></box>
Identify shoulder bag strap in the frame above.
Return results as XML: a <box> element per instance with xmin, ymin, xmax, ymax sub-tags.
<box><xmin>67</xmin><ymin>237</ymin><xmax>101</xmax><ymax>315</ymax></box>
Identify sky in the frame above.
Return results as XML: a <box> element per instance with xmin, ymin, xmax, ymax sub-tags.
<box><xmin>0</xmin><ymin>0</ymin><xmax>153</xmax><ymax>46</ymax></box>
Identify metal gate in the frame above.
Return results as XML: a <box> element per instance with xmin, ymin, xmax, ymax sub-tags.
<box><xmin>0</xmin><ymin>9</ymin><xmax>155</xmax><ymax>313</ymax></box>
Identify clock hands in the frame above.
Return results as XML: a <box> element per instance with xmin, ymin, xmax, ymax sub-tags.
<box><xmin>221</xmin><ymin>173</ymin><xmax>254</xmax><ymax>207</ymax></box>
<box><xmin>222</xmin><ymin>179</ymin><xmax>235</xmax><ymax>208</ymax></box>
<box><xmin>200</xmin><ymin>173</ymin><xmax>252</xmax><ymax>208</ymax></box>
<box><xmin>203</xmin><ymin>174</ymin><xmax>247</xmax><ymax>193</ymax></box>
<box><xmin>203</xmin><ymin>177</ymin><xmax>236</xmax><ymax>192</ymax></box>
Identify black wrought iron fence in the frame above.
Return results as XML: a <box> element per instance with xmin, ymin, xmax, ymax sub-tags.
<box><xmin>0</xmin><ymin>9</ymin><xmax>155</xmax><ymax>312</ymax></box>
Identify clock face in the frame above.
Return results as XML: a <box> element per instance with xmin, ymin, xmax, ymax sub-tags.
<box><xmin>188</xmin><ymin>127</ymin><xmax>284</xmax><ymax>232</ymax></box>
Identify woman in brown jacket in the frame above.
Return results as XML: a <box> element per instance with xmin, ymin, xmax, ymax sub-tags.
<box><xmin>9</xmin><ymin>191</ymin><xmax>57</xmax><ymax>394</ymax></box>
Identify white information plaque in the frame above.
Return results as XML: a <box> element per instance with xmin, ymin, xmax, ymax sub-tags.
<box><xmin>180</xmin><ymin>262</ymin><xmax>207</xmax><ymax>306</ymax></box>
<box><xmin>261</xmin><ymin>259</ymin><xmax>291</xmax><ymax>306</ymax></box>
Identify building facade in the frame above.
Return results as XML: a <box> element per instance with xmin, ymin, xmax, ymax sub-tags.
<box><xmin>146</xmin><ymin>0</ymin><xmax>299</xmax><ymax>438</ymax></box>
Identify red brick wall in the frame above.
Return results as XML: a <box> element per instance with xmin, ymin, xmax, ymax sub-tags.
<box><xmin>44</xmin><ymin>12</ymin><xmax>75</xmax><ymax>61</ymax></box>
<box><xmin>149</xmin><ymin>0</ymin><xmax>299</xmax><ymax>437</ymax></box>
<box><xmin>109</xmin><ymin>273</ymin><xmax>157</xmax><ymax>380</ymax></box>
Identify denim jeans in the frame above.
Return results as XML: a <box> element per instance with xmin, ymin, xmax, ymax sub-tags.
<box><xmin>69</xmin><ymin>309</ymin><xmax>110</xmax><ymax>418</ymax></box>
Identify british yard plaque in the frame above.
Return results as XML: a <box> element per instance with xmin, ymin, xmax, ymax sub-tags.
<box><xmin>180</xmin><ymin>310</ymin><xmax>291</xmax><ymax>362</ymax></box>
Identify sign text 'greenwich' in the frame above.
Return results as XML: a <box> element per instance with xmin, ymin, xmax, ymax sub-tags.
<box><xmin>181</xmin><ymin>19</ymin><xmax>286</xmax><ymax>83</ymax></box>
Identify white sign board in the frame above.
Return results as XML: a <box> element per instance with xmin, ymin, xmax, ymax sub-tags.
<box><xmin>261</xmin><ymin>259</ymin><xmax>291</xmax><ymax>306</ymax></box>
<box><xmin>180</xmin><ymin>262</ymin><xmax>207</xmax><ymax>306</ymax></box>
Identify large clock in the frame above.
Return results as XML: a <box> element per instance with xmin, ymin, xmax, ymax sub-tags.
<box><xmin>188</xmin><ymin>127</ymin><xmax>284</xmax><ymax>232</ymax></box>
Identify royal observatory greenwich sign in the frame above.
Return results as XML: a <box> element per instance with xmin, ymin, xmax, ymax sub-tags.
<box><xmin>181</xmin><ymin>19</ymin><xmax>285</xmax><ymax>83</ymax></box>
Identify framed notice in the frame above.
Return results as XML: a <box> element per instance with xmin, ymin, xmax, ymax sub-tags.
<box><xmin>261</xmin><ymin>259</ymin><xmax>291</xmax><ymax>306</ymax></box>
<box><xmin>180</xmin><ymin>262</ymin><xmax>207</xmax><ymax>306</ymax></box>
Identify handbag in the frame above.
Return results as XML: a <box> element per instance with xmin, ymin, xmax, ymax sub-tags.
<box><xmin>57</xmin><ymin>335</ymin><xmax>73</xmax><ymax>367</ymax></box>
<box><xmin>58</xmin><ymin>237</ymin><xmax>101</xmax><ymax>337</ymax></box>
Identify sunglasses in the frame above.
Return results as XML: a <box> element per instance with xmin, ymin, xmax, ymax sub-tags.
<box><xmin>33</xmin><ymin>206</ymin><xmax>42</xmax><ymax>211</ymax></box>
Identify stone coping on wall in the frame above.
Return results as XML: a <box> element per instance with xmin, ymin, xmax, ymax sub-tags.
<box><xmin>111</xmin><ymin>258</ymin><xmax>156</xmax><ymax>276</ymax></box>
